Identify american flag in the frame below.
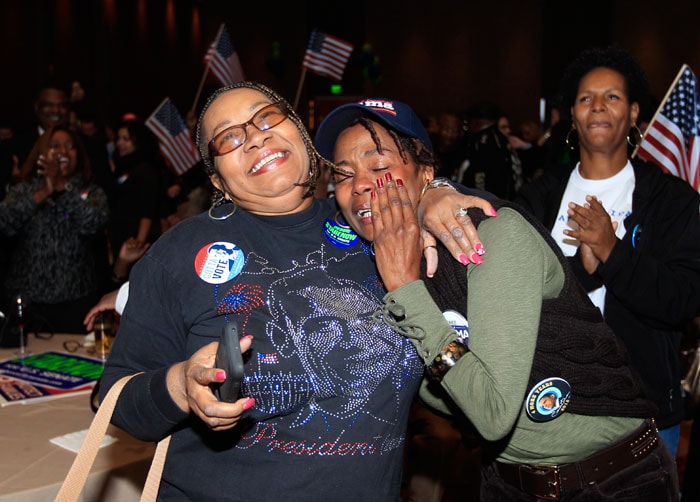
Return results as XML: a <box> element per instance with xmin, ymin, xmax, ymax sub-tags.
<box><xmin>145</xmin><ymin>98</ymin><xmax>200</xmax><ymax>176</ymax></box>
<box><xmin>302</xmin><ymin>30</ymin><xmax>353</xmax><ymax>82</ymax></box>
<box><xmin>635</xmin><ymin>64</ymin><xmax>700</xmax><ymax>191</ymax></box>
<box><xmin>203</xmin><ymin>24</ymin><xmax>245</xmax><ymax>86</ymax></box>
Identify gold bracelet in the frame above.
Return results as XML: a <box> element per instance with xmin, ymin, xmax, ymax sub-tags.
<box><xmin>427</xmin><ymin>340</ymin><xmax>469</xmax><ymax>382</ymax></box>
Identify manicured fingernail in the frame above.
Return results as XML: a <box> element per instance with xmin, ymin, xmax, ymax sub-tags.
<box><xmin>396</xmin><ymin>178</ymin><xmax>403</xmax><ymax>187</ymax></box>
<box><xmin>376</xmin><ymin>178</ymin><xmax>384</xmax><ymax>188</ymax></box>
<box><xmin>490</xmin><ymin>207</ymin><xmax>498</xmax><ymax>217</ymax></box>
<box><xmin>475</xmin><ymin>242</ymin><xmax>485</xmax><ymax>255</ymax></box>
<box><xmin>215</xmin><ymin>370</ymin><xmax>226</xmax><ymax>381</ymax></box>
<box><xmin>243</xmin><ymin>398</ymin><xmax>255</xmax><ymax>410</ymax></box>
<box><xmin>471</xmin><ymin>253</ymin><xmax>483</xmax><ymax>265</ymax></box>
<box><xmin>459</xmin><ymin>254</ymin><xmax>470</xmax><ymax>266</ymax></box>
<box><xmin>385</xmin><ymin>172</ymin><xmax>393</xmax><ymax>181</ymax></box>
<box><xmin>371</xmin><ymin>190</ymin><xmax>376</xmax><ymax>199</ymax></box>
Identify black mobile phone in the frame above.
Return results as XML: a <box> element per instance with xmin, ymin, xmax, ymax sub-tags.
<box><xmin>212</xmin><ymin>321</ymin><xmax>245</xmax><ymax>402</ymax></box>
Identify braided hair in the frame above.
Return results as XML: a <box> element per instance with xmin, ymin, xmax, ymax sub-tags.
<box><xmin>329</xmin><ymin>117</ymin><xmax>438</xmax><ymax>176</ymax></box>
<box><xmin>195</xmin><ymin>82</ymin><xmax>322</xmax><ymax>204</ymax></box>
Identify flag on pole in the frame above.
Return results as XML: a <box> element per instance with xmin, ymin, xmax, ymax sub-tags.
<box><xmin>145</xmin><ymin>98</ymin><xmax>200</xmax><ymax>176</ymax></box>
<box><xmin>302</xmin><ymin>30</ymin><xmax>353</xmax><ymax>82</ymax></box>
<box><xmin>635</xmin><ymin>64</ymin><xmax>700</xmax><ymax>191</ymax></box>
<box><xmin>203</xmin><ymin>24</ymin><xmax>245</xmax><ymax>86</ymax></box>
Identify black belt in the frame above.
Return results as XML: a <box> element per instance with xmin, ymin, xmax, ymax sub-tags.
<box><xmin>495</xmin><ymin>419</ymin><xmax>659</xmax><ymax>501</ymax></box>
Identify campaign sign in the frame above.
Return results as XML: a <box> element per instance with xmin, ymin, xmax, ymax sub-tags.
<box><xmin>0</xmin><ymin>351</ymin><xmax>103</xmax><ymax>405</ymax></box>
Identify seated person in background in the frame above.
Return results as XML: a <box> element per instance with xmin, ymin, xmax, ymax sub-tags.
<box><xmin>0</xmin><ymin>125</ymin><xmax>109</xmax><ymax>334</ymax></box>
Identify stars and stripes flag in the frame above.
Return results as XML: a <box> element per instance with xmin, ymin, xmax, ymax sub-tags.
<box><xmin>302</xmin><ymin>30</ymin><xmax>353</xmax><ymax>82</ymax></box>
<box><xmin>635</xmin><ymin>64</ymin><xmax>700</xmax><ymax>191</ymax></box>
<box><xmin>203</xmin><ymin>24</ymin><xmax>245</xmax><ymax>86</ymax></box>
<box><xmin>145</xmin><ymin>98</ymin><xmax>200</xmax><ymax>176</ymax></box>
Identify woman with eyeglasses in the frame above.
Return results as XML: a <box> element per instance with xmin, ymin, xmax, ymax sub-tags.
<box><xmin>99</xmin><ymin>82</ymin><xmax>494</xmax><ymax>500</ymax></box>
<box><xmin>0</xmin><ymin>125</ymin><xmax>109</xmax><ymax>335</ymax></box>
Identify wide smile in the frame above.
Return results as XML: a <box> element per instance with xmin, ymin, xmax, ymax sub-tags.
<box><xmin>250</xmin><ymin>151</ymin><xmax>288</xmax><ymax>175</ymax></box>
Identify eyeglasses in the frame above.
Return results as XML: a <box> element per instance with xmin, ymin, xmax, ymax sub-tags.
<box><xmin>208</xmin><ymin>101</ymin><xmax>290</xmax><ymax>158</ymax></box>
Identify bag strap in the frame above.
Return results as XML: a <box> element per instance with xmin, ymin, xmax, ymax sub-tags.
<box><xmin>55</xmin><ymin>373</ymin><xmax>170</xmax><ymax>502</ymax></box>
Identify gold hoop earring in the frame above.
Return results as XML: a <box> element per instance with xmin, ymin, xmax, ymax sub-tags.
<box><xmin>333</xmin><ymin>210</ymin><xmax>350</xmax><ymax>228</ymax></box>
<box><xmin>565</xmin><ymin>127</ymin><xmax>578</xmax><ymax>150</ymax></box>
<box><xmin>208</xmin><ymin>199</ymin><xmax>237</xmax><ymax>221</ymax></box>
<box><xmin>627</xmin><ymin>124</ymin><xmax>643</xmax><ymax>148</ymax></box>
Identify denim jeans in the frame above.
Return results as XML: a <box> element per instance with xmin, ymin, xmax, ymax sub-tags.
<box><xmin>658</xmin><ymin>424</ymin><xmax>680</xmax><ymax>460</ymax></box>
<box><xmin>481</xmin><ymin>436</ymin><xmax>679</xmax><ymax>501</ymax></box>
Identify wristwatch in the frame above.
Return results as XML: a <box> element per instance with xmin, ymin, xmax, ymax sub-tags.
<box><xmin>421</xmin><ymin>177</ymin><xmax>456</xmax><ymax>196</ymax></box>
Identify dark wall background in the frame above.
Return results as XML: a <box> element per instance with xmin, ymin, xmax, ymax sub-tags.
<box><xmin>2</xmin><ymin>0</ymin><xmax>700</xmax><ymax>134</ymax></box>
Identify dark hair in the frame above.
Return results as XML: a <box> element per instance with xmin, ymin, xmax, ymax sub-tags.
<box><xmin>559</xmin><ymin>46</ymin><xmax>651</xmax><ymax>121</ymax></box>
<box><xmin>20</xmin><ymin>125</ymin><xmax>92</xmax><ymax>182</ymax></box>
<box><xmin>346</xmin><ymin>117</ymin><xmax>437</xmax><ymax>173</ymax></box>
<box><xmin>116</xmin><ymin>120</ymin><xmax>159</xmax><ymax>157</ymax></box>
<box><xmin>195</xmin><ymin>81</ymin><xmax>321</xmax><ymax>201</ymax></box>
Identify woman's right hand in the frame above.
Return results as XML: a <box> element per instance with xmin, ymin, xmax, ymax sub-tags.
<box><xmin>33</xmin><ymin>151</ymin><xmax>58</xmax><ymax>201</ymax></box>
<box><xmin>370</xmin><ymin>173</ymin><xmax>423</xmax><ymax>291</ymax></box>
<box><xmin>168</xmin><ymin>338</ymin><xmax>254</xmax><ymax>431</ymax></box>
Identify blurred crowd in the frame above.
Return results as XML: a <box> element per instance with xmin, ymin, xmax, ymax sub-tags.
<box><xmin>0</xmin><ymin>80</ymin><xmax>209</xmax><ymax>335</ymax></box>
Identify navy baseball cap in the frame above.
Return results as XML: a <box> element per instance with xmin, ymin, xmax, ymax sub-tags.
<box><xmin>314</xmin><ymin>98</ymin><xmax>433</xmax><ymax>161</ymax></box>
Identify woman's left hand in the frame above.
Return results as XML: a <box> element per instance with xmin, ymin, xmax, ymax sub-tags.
<box><xmin>416</xmin><ymin>187</ymin><xmax>496</xmax><ymax>276</ymax></box>
<box><xmin>371</xmin><ymin>173</ymin><xmax>423</xmax><ymax>291</ymax></box>
<box><xmin>564</xmin><ymin>195</ymin><xmax>618</xmax><ymax>273</ymax></box>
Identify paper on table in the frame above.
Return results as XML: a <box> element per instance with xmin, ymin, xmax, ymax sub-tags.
<box><xmin>50</xmin><ymin>429</ymin><xmax>118</xmax><ymax>453</ymax></box>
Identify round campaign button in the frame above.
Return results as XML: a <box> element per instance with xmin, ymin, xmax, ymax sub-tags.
<box><xmin>324</xmin><ymin>219</ymin><xmax>359</xmax><ymax>248</ymax></box>
<box><xmin>442</xmin><ymin>310</ymin><xmax>469</xmax><ymax>346</ymax></box>
<box><xmin>194</xmin><ymin>242</ymin><xmax>245</xmax><ymax>285</ymax></box>
<box><xmin>525</xmin><ymin>377</ymin><xmax>571</xmax><ymax>422</ymax></box>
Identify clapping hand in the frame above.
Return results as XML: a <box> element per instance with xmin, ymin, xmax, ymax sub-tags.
<box><xmin>564</xmin><ymin>195</ymin><xmax>619</xmax><ymax>274</ymax></box>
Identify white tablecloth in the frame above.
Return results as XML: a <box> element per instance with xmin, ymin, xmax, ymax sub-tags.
<box><xmin>0</xmin><ymin>334</ymin><xmax>155</xmax><ymax>501</ymax></box>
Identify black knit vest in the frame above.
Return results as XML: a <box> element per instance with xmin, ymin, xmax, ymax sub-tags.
<box><xmin>421</xmin><ymin>201</ymin><xmax>656</xmax><ymax>419</ymax></box>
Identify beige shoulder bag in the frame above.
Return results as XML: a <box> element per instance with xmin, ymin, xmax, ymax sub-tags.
<box><xmin>55</xmin><ymin>374</ymin><xmax>171</xmax><ymax>502</ymax></box>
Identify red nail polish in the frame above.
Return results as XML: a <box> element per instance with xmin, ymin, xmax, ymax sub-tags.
<box><xmin>371</xmin><ymin>190</ymin><xmax>376</xmax><ymax>199</ymax></box>
<box><xmin>396</xmin><ymin>178</ymin><xmax>403</xmax><ymax>187</ymax></box>
<box><xmin>376</xmin><ymin>178</ymin><xmax>384</xmax><ymax>188</ymax></box>
<box><xmin>385</xmin><ymin>172</ymin><xmax>393</xmax><ymax>181</ymax></box>
<box><xmin>215</xmin><ymin>370</ymin><xmax>226</xmax><ymax>381</ymax></box>
<box><xmin>243</xmin><ymin>398</ymin><xmax>255</xmax><ymax>410</ymax></box>
<box><xmin>471</xmin><ymin>253</ymin><xmax>483</xmax><ymax>265</ymax></box>
<box><xmin>459</xmin><ymin>254</ymin><xmax>470</xmax><ymax>266</ymax></box>
<box><xmin>490</xmin><ymin>207</ymin><xmax>498</xmax><ymax>217</ymax></box>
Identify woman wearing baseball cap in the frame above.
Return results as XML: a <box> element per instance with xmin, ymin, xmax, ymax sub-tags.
<box><xmin>315</xmin><ymin>98</ymin><xmax>677</xmax><ymax>501</ymax></box>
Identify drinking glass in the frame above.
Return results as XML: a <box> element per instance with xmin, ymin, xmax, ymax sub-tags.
<box><xmin>94</xmin><ymin>311</ymin><xmax>114</xmax><ymax>361</ymax></box>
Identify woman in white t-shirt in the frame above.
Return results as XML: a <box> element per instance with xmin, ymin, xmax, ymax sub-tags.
<box><xmin>516</xmin><ymin>46</ymin><xmax>700</xmax><ymax>460</ymax></box>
